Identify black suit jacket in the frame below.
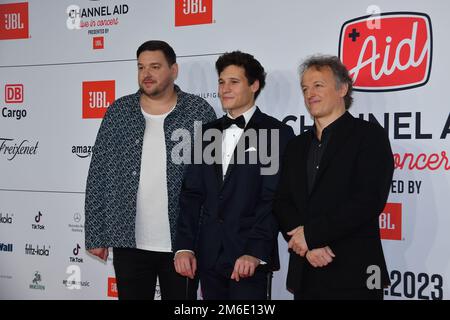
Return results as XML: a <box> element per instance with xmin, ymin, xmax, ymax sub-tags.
<box><xmin>274</xmin><ymin>112</ymin><xmax>394</xmax><ymax>292</ymax></box>
<box><xmin>175</xmin><ymin>108</ymin><xmax>295</xmax><ymax>274</ymax></box>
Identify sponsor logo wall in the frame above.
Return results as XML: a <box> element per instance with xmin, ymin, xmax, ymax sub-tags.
<box><xmin>0</xmin><ymin>0</ymin><xmax>448</xmax><ymax>299</ymax></box>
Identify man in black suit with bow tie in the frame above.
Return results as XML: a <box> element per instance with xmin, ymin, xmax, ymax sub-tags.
<box><xmin>174</xmin><ymin>51</ymin><xmax>294</xmax><ymax>299</ymax></box>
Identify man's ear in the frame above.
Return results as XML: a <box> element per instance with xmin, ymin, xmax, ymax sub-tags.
<box><xmin>171</xmin><ymin>63</ymin><xmax>179</xmax><ymax>80</ymax></box>
<box><xmin>250</xmin><ymin>79</ymin><xmax>260</xmax><ymax>93</ymax></box>
<box><xmin>339</xmin><ymin>82</ymin><xmax>348</xmax><ymax>98</ymax></box>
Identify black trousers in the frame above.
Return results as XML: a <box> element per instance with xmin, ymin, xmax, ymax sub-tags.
<box><xmin>294</xmin><ymin>265</ymin><xmax>384</xmax><ymax>300</ymax></box>
<box><xmin>113</xmin><ymin>248</ymin><xmax>198</xmax><ymax>300</ymax></box>
<box><xmin>199</xmin><ymin>265</ymin><xmax>268</xmax><ymax>300</ymax></box>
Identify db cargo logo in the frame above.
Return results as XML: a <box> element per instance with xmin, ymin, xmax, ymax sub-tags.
<box><xmin>0</xmin><ymin>2</ymin><xmax>29</xmax><ymax>40</ymax></box>
<box><xmin>5</xmin><ymin>84</ymin><xmax>23</xmax><ymax>103</ymax></box>
<box><xmin>175</xmin><ymin>0</ymin><xmax>213</xmax><ymax>27</ymax></box>
<box><xmin>82</xmin><ymin>80</ymin><xmax>115</xmax><ymax>119</ymax></box>
<box><xmin>107</xmin><ymin>277</ymin><xmax>118</xmax><ymax>298</ymax></box>
<box><xmin>380</xmin><ymin>203</ymin><xmax>402</xmax><ymax>240</ymax></box>
<box><xmin>339</xmin><ymin>12</ymin><xmax>432</xmax><ymax>92</ymax></box>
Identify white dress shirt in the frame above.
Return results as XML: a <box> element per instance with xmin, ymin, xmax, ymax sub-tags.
<box><xmin>222</xmin><ymin>105</ymin><xmax>256</xmax><ymax>176</ymax></box>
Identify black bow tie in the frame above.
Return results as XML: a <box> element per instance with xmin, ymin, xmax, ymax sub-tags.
<box><xmin>222</xmin><ymin>115</ymin><xmax>246</xmax><ymax>129</ymax></box>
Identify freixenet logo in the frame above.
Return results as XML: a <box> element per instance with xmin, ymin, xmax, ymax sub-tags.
<box><xmin>82</xmin><ymin>80</ymin><xmax>115</xmax><ymax>119</ymax></box>
<box><xmin>175</xmin><ymin>0</ymin><xmax>213</xmax><ymax>27</ymax></box>
<box><xmin>0</xmin><ymin>2</ymin><xmax>29</xmax><ymax>40</ymax></box>
<box><xmin>107</xmin><ymin>277</ymin><xmax>118</xmax><ymax>298</ymax></box>
<box><xmin>0</xmin><ymin>138</ymin><xmax>39</xmax><ymax>161</ymax></box>
<box><xmin>339</xmin><ymin>12</ymin><xmax>432</xmax><ymax>92</ymax></box>
<box><xmin>380</xmin><ymin>202</ymin><xmax>402</xmax><ymax>240</ymax></box>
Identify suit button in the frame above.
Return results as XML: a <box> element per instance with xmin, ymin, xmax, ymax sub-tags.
<box><xmin>218</xmin><ymin>219</ymin><xmax>224</xmax><ymax>224</ymax></box>
<box><xmin>219</xmin><ymin>196</ymin><xmax>223</xmax><ymax>200</ymax></box>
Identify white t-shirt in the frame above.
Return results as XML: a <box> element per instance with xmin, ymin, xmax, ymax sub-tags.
<box><xmin>135</xmin><ymin>106</ymin><xmax>174</xmax><ymax>252</ymax></box>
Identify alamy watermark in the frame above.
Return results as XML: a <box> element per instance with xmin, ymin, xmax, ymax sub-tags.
<box><xmin>170</xmin><ymin>121</ymin><xmax>281</xmax><ymax>176</ymax></box>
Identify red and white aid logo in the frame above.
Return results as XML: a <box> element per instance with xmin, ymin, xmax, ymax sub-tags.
<box><xmin>0</xmin><ymin>2</ymin><xmax>29</xmax><ymax>40</ymax></box>
<box><xmin>82</xmin><ymin>80</ymin><xmax>115</xmax><ymax>119</ymax></box>
<box><xmin>5</xmin><ymin>84</ymin><xmax>23</xmax><ymax>103</ymax></box>
<box><xmin>380</xmin><ymin>203</ymin><xmax>402</xmax><ymax>240</ymax></box>
<box><xmin>175</xmin><ymin>0</ymin><xmax>213</xmax><ymax>27</ymax></box>
<box><xmin>107</xmin><ymin>277</ymin><xmax>118</xmax><ymax>298</ymax></box>
<box><xmin>339</xmin><ymin>12</ymin><xmax>432</xmax><ymax>91</ymax></box>
<box><xmin>93</xmin><ymin>36</ymin><xmax>104</xmax><ymax>50</ymax></box>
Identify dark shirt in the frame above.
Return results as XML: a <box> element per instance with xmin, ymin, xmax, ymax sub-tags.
<box><xmin>306</xmin><ymin>112</ymin><xmax>348</xmax><ymax>194</ymax></box>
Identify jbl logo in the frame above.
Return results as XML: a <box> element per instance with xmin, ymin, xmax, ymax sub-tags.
<box><xmin>5</xmin><ymin>84</ymin><xmax>23</xmax><ymax>103</ymax></box>
<box><xmin>183</xmin><ymin>0</ymin><xmax>207</xmax><ymax>14</ymax></box>
<box><xmin>82</xmin><ymin>80</ymin><xmax>115</xmax><ymax>119</ymax></box>
<box><xmin>175</xmin><ymin>0</ymin><xmax>212</xmax><ymax>27</ymax></box>
<box><xmin>89</xmin><ymin>91</ymin><xmax>109</xmax><ymax>109</ymax></box>
<box><xmin>107</xmin><ymin>277</ymin><xmax>118</xmax><ymax>298</ymax></box>
<box><xmin>93</xmin><ymin>36</ymin><xmax>104</xmax><ymax>50</ymax></box>
<box><xmin>5</xmin><ymin>12</ymin><xmax>24</xmax><ymax>30</ymax></box>
<box><xmin>380</xmin><ymin>203</ymin><xmax>402</xmax><ymax>240</ymax></box>
<box><xmin>0</xmin><ymin>3</ymin><xmax>29</xmax><ymax>40</ymax></box>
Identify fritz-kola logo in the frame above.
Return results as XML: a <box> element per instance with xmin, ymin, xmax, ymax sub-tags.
<box><xmin>0</xmin><ymin>2</ymin><xmax>29</xmax><ymax>40</ymax></box>
<box><xmin>25</xmin><ymin>244</ymin><xmax>50</xmax><ymax>256</ymax></box>
<box><xmin>0</xmin><ymin>213</ymin><xmax>13</xmax><ymax>224</ymax></box>
<box><xmin>72</xmin><ymin>145</ymin><xmax>93</xmax><ymax>158</ymax></box>
<box><xmin>339</xmin><ymin>12</ymin><xmax>432</xmax><ymax>92</ymax></box>
<box><xmin>175</xmin><ymin>0</ymin><xmax>213</xmax><ymax>27</ymax></box>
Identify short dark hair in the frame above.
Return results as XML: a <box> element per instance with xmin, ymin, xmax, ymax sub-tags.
<box><xmin>299</xmin><ymin>55</ymin><xmax>354</xmax><ymax>109</ymax></box>
<box><xmin>215</xmin><ymin>51</ymin><xmax>266</xmax><ymax>100</ymax></box>
<box><xmin>136</xmin><ymin>40</ymin><xmax>176</xmax><ymax>66</ymax></box>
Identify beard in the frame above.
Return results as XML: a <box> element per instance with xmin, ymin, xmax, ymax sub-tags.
<box><xmin>139</xmin><ymin>78</ymin><xmax>173</xmax><ymax>98</ymax></box>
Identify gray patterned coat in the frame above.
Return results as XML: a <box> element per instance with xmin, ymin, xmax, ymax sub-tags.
<box><xmin>84</xmin><ymin>85</ymin><xmax>216</xmax><ymax>250</ymax></box>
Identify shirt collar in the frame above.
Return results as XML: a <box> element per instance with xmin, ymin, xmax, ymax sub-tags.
<box><xmin>226</xmin><ymin>105</ymin><xmax>256</xmax><ymax>127</ymax></box>
<box><xmin>313</xmin><ymin>111</ymin><xmax>348</xmax><ymax>141</ymax></box>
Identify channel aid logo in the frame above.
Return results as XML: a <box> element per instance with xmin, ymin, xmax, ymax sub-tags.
<box><xmin>380</xmin><ymin>203</ymin><xmax>402</xmax><ymax>240</ymax></box>
<box><xmin>0</xmin><ymin>2</ymin><xmax>29</xmax><ymax>40</ymax></box>
<box><xmin>82</xmin><ymin>80</ymin><xmax>115</xmax><ymax>119</ymax></box>
<box><xmin>175</xmin><ymin>0</ymin><xmax>212</xmax><ymax>27</ymax></box>
<box><xmin>339</xmin><ymin>12</ymin><xmax>432</xmax><ymax>91</ymax></box>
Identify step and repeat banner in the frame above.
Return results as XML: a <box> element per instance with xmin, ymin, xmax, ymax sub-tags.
<box><xmin>1</xmin><ymin>0</ymin><xmax>449</xmax><ymax>300</ymax></box>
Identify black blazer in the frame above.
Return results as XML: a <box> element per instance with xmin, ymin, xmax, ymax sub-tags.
<box><xmin>175</xmin><ymin>108</ymin><xmax>295</xmax><ymax>274</ymax></box>
<box><xmin>274</xmin><ymin>112</ymin><xmax>394</xmax><ymax>292</ymax></box>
